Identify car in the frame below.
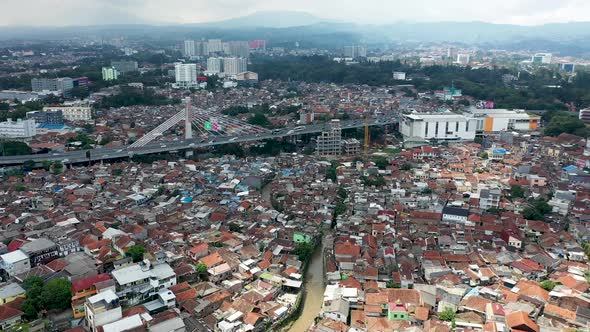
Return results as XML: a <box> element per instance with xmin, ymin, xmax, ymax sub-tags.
<box><xmin>287</xmin><ymin>130</ymin><xmax>294</xmax><ymax>135</ymax></box>
<box><xmin>160</xmin><ymin>144</ymin><xmax>166</xmax><ymax>148</ymax></box>
<box><xmin>229</xmin><ymin>137</ymin><xmax>238</xmax><ymax>142</ymax></box>
<box><xmin>294</xmin><ymin>126</ymin><xmax>305</xmax><ymax>131</ymax></box>
<box><xmin>189</xmin><ymin>143</ymin><xmax>195</xmax><ymax>147</ymax></box>
<box><xmin>116</xmin><ymin>149</ymin><xmax>123</xmax><ymax>153</ymax></box>
<box><xmin>255</xmin><ymin>133</ymin><xmax>260</xmax><ymax>137</ymax></box>
<box><xmin>208</xmin><ymin>140</ymin><xmax>214</xmax><ymax>144</ymax></box>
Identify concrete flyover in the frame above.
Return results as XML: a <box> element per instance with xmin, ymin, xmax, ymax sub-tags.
<box><xmin>0</xmin><ymin>117</ymin><xmax>398</xmax><ymax>166</ymax></box>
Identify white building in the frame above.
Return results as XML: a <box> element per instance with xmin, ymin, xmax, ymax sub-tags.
<box><xmin>43</xmin><ymin>105</ymin><xmax>92</xmax><ymax>122</ymax></box>
<box><xmin>456</xmin><ymin>54</ymin><xmax>470</xmax><ymax>65</ymax></box>
<box><xmin>222</xmin><ymin>57</ymin><xmax>247</xmax><ymax>76</ymax></box>
<box><xmin>316</xmin><ymin>119</ymin><xmax>342</xmax><ymax>157</ymax></box>
<box><xmin>111</xmin><ymin>263</ymin><xmax>176</xmax><ymax>305</ymax></box>
<box><xmin>466</xmin><ymin>108</ymin><xmax>540</xmax><ymax>133</ymax></box>
<box><xmin>343</xmin><ymin>45</ymin><xmax>367</xmax><ymax>59</ymax></box>
<box><xmin>400</xmin><ymin>113</ymin><xmax>477</xmax><ymax>142</ymax></box>
<box><xmin>207</xmin><ymin>57</ymin><xmax>222</xmax><ymax>74</ymax></box>
<box><xmin>532</xmin><ymin>53</ymin><xmax>552</xmax><ymax>64</ymax></box>
<box><xmin>0</xmin><ymin>119</ymin><xmax>36</xmax><ymax>138</ymax></box>
<box><xmin>183</xmin><ymin>39</ymin><xmax>195</xmax><ymax>57</ymax></box>
<box><xmin>85</xmin><ymin>290</ymin><xmax>122</xmax><ymax>332</ymax></box>
<box><xmin>393</xmin><ymin>72</ymin><xmax>406</xmax><ymax>80</ymax></box>
<box><xmin>0</xmin><ymin>250</ymin><xmax>30</xmax><ymax>278</ymax></box>
<box><xmin>174</xmin><ymin>63</ymin><xmax>198</xmax><ymax>88</ymax></box>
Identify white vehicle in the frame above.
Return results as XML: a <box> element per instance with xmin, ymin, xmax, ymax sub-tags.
<box><xmin>294</xmin><ymin>126</ymin><xmax>305</xmax><ymax>131</ymax></box>
<box><xmin>287</xmin><ymin>130</ymin><xmax>294</xmax><ymax>135</ymax></box>
<box><xmin>160</xmin><ymin>144</ymin><xmax>166</xmax><ymax>148</ymax></box>
<box><xmin>116</xmin><ymin>149</ymin><xmax>123</xmax><ymax>153</ymax></box>
<box><xmin>189</xmin><ymin>143</ymin><xmax>195</xmax><ymax>147</ymax></box>
<box><xmin>229</xmin><ymin>137</ymin><xmax>238</xmax><ymax>142</ymax></box>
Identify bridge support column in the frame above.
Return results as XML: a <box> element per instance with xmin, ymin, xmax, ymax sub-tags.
<box><xmin>185</xmin><ymin>150</ymin><xmax>194</xmax><ymax>158</ymax></box>
<box><xmin>184</xmin><ymin>98</ymin><xmax>193</xmax><ymax>140</ymax></box>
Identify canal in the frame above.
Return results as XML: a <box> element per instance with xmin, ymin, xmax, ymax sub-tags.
<box><xmin>261</xmin><ymin>180</ymin><xmax>328</xmax><ymax>332</ymax></box>
<box><xmin>288</xmin><ymin>238</ymin><xmax>327</xmax><ymax>332</ymax></box>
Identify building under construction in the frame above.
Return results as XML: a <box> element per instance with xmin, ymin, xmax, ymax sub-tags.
<box><xmin>316</xmin><ymin>119</ymin><xmax>342</xmax><ymax>157</ymax></box>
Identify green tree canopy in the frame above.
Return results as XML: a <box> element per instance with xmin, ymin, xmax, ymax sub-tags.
<box><xmin>510</xmin><ymin>184</ymin><xmax>525</xmax><ymax>199</ymax></box>
<box><xmin>126</xmin><ymin>245</ymin><xmax>146</xmax><ymax>262</ymax></box>
<box><xmin>439</xmin><ymin>307</ymin><xmax>457</xmax><ymax>322</ymax></box>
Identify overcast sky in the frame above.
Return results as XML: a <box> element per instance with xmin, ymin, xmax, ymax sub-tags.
<box><xmin>1</xmin><ymin>0</ymin><xmax>589</xmax><ymax>26</ymax></box>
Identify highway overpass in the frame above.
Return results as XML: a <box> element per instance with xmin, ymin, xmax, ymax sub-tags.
<box><xmin>0</xmin><ymin>117</ymin><xmax>398</xmax><ymax>166</ymax></box>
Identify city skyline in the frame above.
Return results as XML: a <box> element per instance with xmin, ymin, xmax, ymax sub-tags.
<box><xmin>1</xmin><ymin>0</ymin><xmax>590</xmax><ymax>27</ymax></box>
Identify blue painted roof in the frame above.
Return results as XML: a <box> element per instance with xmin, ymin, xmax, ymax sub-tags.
<box><xmin>492</xmin><ymin>149</ymin><xmax>506</xmax><ymax>154</ymax></box>
<box><xmin>563</xmin><ymin>165</ymin><xmax>578</xmax><ymax>171</ymax></box>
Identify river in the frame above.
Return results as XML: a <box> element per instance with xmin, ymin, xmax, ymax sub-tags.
<box><xmin>288</xmin><ymin>239</ymin><xmax>327</xmax><ymax>332</ymax></box>
<box><xmin>261</xmin><ymin>181</ymin><xmax>328</xmax><ymax>332</ymax></box>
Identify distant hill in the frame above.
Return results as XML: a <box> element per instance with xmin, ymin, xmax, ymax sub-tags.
<box><xmin>196</xmin><ymin>11</ymin><xmax>327</xmax><ymax>29</ymax></box>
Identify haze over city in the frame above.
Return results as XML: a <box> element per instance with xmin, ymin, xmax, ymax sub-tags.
<box><xmin>1</xmin><ymin>0</ymin><xmax>590</xmax><ymax>26</ymax></box>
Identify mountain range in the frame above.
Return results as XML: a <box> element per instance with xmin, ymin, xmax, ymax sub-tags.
<box><xmin>1</xmin><ymin>11</ymin><xmax>590</xmax><ymax>56</ymax></box>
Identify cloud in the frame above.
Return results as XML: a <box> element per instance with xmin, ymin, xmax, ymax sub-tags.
<box><xmin>0</xmin><ymin>0</ymin><xmax>588</xmax><ymax>26</ymax></box>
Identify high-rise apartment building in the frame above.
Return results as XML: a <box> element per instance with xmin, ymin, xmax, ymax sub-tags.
<box><xmin>222</xmin><ymin>57</ymin><xmax>247</xmax><ymax>76</ymax></box>
<box><xmin>207</xmin><ymin>39</ymin><xmax>223</xmax><ymax>53</ymax></box>
<box><xmin>226</xmin><ymin>41</ymin><xmax>250</xmax><ymax>58</ymax></box>
<box><xmin>26</xmin><ymin>109</ymin><xmax>64</xmax><ymax>125</ymax></box>
<box><xmin>207</xmin><ymin>57</ymin><xmax>222</xmax><ymax>74</ymax></box>
<box><xmin>343</xmin><ymin>45</ymin><xmax>367</xmax><ymax>59</ymax></box>
<box><xmin>316</xmin><ymin>119</ymin><xmax>342</xmax><ymax>157</ymax></box>
<box><xmin>456</xmin><ymin>54</ymin><xmax>470</xmax><ymax>65</ymax></box>
<box><xmin>183</xmin><ymin>39</ymin><xmax>196</xmax><ymax>57</ymax></box>
<box><xmin>174</xmin><ymin>63</ymin><xmax>198</xmax><ymax>88</ymax></box>
<box><xmin>101</xmin><ymin>67</ymin><xmax>118</xmax><ymax>81</ymax></box>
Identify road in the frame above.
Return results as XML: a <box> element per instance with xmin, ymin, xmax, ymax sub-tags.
<box><xmin>0</xmin><ymin>117</ymin><xmax>398</xmax><ymax>166</ymax></box>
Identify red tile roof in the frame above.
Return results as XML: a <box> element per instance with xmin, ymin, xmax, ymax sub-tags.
<box><xmin>72</xmin><ymin>274</ymin><xmax>111</xmax><ymax>293</ymax></box>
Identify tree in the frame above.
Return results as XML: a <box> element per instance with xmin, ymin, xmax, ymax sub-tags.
<box><xmin>196</xmin><ymin>262</ymin><xmax>208</xmax><ymax>281</ymax></box>
<box><xmin>248</xmin><ymin>113</ymin><xmax>271</xmax><ymax>127</ymax></box>
<box><xmin>400</xmin><ymin>163</ymin><xmax>412</xmax><ymax>171</ymax></box>
<box><xmin>113</xmin><ymin>169</ymin><xmax>123</xmax><ymax>176</ymax></box>
<box><xmin>337</xmin><ymin>187</ymin><xmax>348</xmax><ymax>199</ymax></box>
<box><xmin>293</xmin><ymin>241</ymin><xmax>314</xmax><ymax>262</ymax></box>
<box><xmin>22</xmin><ymin>160</ymin><xmax>35</xmax><ymax>172</ymax></box>
<box><xmin>21</xmin><ymin>299</ymin><xmax>38</xmax><ymax>320</ymax></box>
<box><xmin>373</xmin><ymin>156</ymin><xmax>390</xmax><ymax>170</ymax></box>
<box><xmin>510</xmin><ymin>184</ymin><xmax>525</xmax><ymax>199</ymax></box>
<box><xmin>1</xmin><ymin>141</ymin><xmax>32</xmax><ymax>156</ymax></box>
<box><xmin>126</xmin><ymin>245</ymin><xmax>146</xmax><ymax>262</ymax></box>
<box><xmin>52</xmin><ymin>161</ymin><xmax>64</xmax><ymax>174</ymax></box>
<box><xmin>479</xmin><ymin>152</ymin><xmax>489</xmax><ymax>159</ymax></box>
<box><xmin>540</xmin><ymin>280</ymin><xmax>556</xmax><ymax>291</ymax></box>
<box><xmin>41</xmin><ymin>279</ymin><xmax>72</xmax><ymax>310</ymax></box>
<box><xmin>439</xmin><ymin>307</ymin><xmax>457</xmax><ymax>322</ymax></box>
<box><xmin>334</xmin><ymin>200</ymin><xmax>347</xmax><ymax>217</ymax></box>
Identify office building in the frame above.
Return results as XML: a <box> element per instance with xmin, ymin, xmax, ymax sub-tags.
<box><xmin>579</xmin><ymin>108</ymin><xmax>590</xmax><ymax>124</ymax></box>
<box><xmin>85</xmin><ymin>290</ymin><xmax>122</xmax><ymax>332</ymax></box>
<box><xmin>0</xmin><ymin>119</ymin><xmax>37</xmax><ymax>138</ymax></box>
<box><xmin>393</xmin><ymin>72</ymin><xmax>406</xmax><ymax>80</ymax></box>
<box><xmin>400</xmin><ymin>113</ymin><xmax>477</xmax><ymax>142</ymax></box>
<box><xmin>532</xmin><ymin>53</ymin><xmax>552</xmax><ymax>64</ymax></box>
<box><xmin>43</xmin><ymin>105</ymin><xmax>92</xmax><ymax>122</ymax></box>
<box><xmin>183</xmin><ymin>39</ymin><xmax>196</xmax><ymax>57</ymax></box>
<box><xmin>207</xmin><ymin>39</ymin><xmax>223</xmax><ymax>53</ymax></box>
<box><xmin>101</xmin><ymin>67</ymin><xmax>118</xmax><ymax>81</ymax></box>
<box><xmin>111</xmin><ymin>60</ymin><xmax>138</xmax><ymax>74</ymax></box>
<box><xmin>456</xmin><ymin>54</ymin><xmax>470</xmax><ymax>65</ymax></box>
<box><xmin>207</xmin><ymin>57</ymin><xmax>222</xmax><ymax>74</ymax></box>
<box><xmin>467</xmin><ymin>108</ymin><xmax>540</xmax><ymax>132</ymax></box>
<box><xmin>174</xmin><ymin>63</ymin><xmax>198</xmax><ymax>88</ymax></box>
<box><xmin>26</xmin><ymin>109</ymin><xmax>64</xmax><ymax>125</ymax></box>
<box><xmin>561</xmin><ymin>63</ymin><xmax>576</xmax><ymax>73</ymax></box>
<box><xmin>222</xmin><ymin>57</ymin><xmax>247</xmax><ymax>76</ymax></box>
<box><xmin>343</xmin><ymin>45</ymin><xmax>367</xmax><ymax>59</ymax></box>
<box><xmin>316</xmin><ymin>119</ymin><xmax>342</xmax><ymax>157</ymax></box>
<box><xmin>31</xmin><ymin>77</ymin><xmax>73</xmax><ymax>96</ymax></box>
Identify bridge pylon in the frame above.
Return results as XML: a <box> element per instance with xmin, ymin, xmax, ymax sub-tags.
<box><xmin>184</xmin><ymin>98</ymin><xmax>193</xmax><ymax>140</ymax></box>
